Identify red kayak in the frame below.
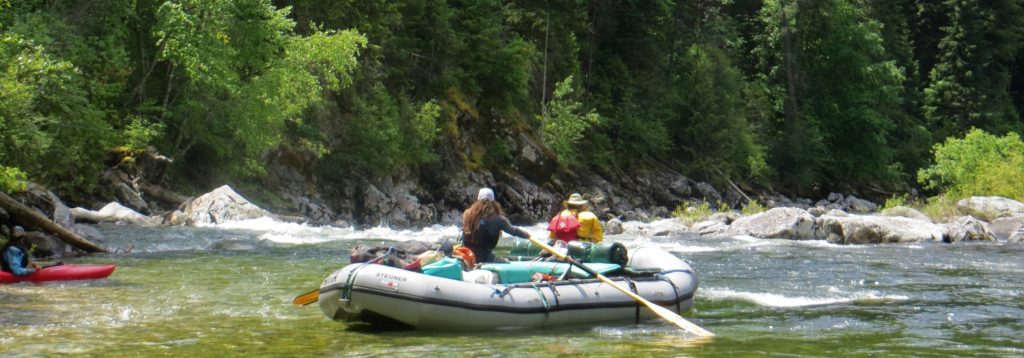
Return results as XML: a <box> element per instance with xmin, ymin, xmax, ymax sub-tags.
<box><xmin>0</xmin><ymin>264</ymin><xmax>115</xmax><ymax>284</ymax></box>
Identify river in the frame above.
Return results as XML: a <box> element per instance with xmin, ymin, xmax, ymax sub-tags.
<box><xmin>1</xmin><ymin>218</ymin><xmax>1022</xmax><ymax>357</ymax></box>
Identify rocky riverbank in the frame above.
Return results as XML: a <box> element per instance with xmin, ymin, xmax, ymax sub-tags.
<box><xmin>8</xmin><ymin>180</ymin><xmax>1023</xmax><ymax>263</ymax></box>
<box><xmin>5</xmin><ymin>148</ymin><xmax>1024</xmax><ymax>260</ymax></box>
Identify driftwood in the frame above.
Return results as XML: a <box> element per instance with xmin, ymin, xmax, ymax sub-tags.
<box><xmin>715</xmin><ymin>168</ymin><xmax>753</xmax><ymax>204</ymax></box>
<box><xmin>0</xmin><ymin>192</ymin><xmax>107</xmax><ymax>253</ymax></box>
<box><xmin>139</xmin><ymin>181</ymin><xmax>188</xmax><ymax>208</ymax></box>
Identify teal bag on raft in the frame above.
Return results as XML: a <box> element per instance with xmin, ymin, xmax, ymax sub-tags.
<box><xmin>508</xmin><ymin>240</ymin><xmax>629</xmax><ymax>266</ymax></box>
<box><xmin>421</xmin><ymin>257</ymin><xmax>463</xmax><ymax>280</ymax></box>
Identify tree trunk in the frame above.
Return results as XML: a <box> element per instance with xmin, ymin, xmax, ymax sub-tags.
<box><xmin>0</xmin><ymin>192</ymin><xmax>107</xmax><ymax>253</ymax></box>
<box><xmin>139</xmin><ymin>182</ymin><xmax>189</xmax><ymax>209</ymax></box>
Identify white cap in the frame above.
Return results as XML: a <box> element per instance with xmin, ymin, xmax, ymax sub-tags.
<box><xmin>477</xmin><ymin>188</ymin><xmax>495</xmax><ymax>201</ymax></box>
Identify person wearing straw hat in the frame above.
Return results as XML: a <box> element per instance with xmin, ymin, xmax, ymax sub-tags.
<box><xmin>547</xmin><ymin>193</ymin><xmax>603</xmax><ymax>243</ymax></box>
<box><xmin>461</xmin><ymin>188</ymin><xmax>532</xmax><ymax>263</ymax></box>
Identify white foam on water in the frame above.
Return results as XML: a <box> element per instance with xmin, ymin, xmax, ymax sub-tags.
<box><xmin>702</xmin><ymin>287</ymin><xmax>909</xmax><ymax>308</ymax></box>
<box><xmin>208</xmin><ymin>217</ymin><xmax>466</xmax><ymax>244</ymax></box>
<box><xmin>662</xmin><ymin>241</ymin><xmax>719</xmax><ymax>253</ymax></box>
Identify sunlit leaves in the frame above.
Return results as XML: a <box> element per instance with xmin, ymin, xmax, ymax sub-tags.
<box><xmin>918</xmin><ymin>128</ymin><xmax>1024</xmax><ymax>201</ymax></box>
<box><xmin>541</xmin><ymin>75</ymin><xmax>601</xmax><ymax>166</ymax></box>
<box><xmin>0</xmin><ymin>165</ymin><xmax>27</xmax><ymax>194</ymax></box>
<box><xmin>151</xmin><ymin>0</ymin><xmax>367</xmax><ymax>177</ymax></box>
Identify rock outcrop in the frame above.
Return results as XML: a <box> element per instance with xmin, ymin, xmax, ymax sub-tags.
<box><xmin>693</xmin><ymin>196</ymin><xmax>1014</xmax><ymax>244</ymax></box>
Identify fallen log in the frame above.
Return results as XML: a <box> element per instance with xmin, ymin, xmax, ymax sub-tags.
<box><xmin>0</xmin><ymin>192</ymin><xmax>107</xmax><ymax>253</ymax></box>
<box><xmin>139</xmin><ymin>181</ymin><xmax>188</xmax><ymax>208</ymax></box>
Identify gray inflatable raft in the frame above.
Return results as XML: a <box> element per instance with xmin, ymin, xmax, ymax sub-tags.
<box><xmin>318</xmin><ymin>245</ymin><xmax>699</xmax><ymax>330</ymax></box>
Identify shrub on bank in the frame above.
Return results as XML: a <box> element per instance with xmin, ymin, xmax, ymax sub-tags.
<box><xmin>918</xmin><ymin>128</ymin><xmax>1024</xmax><ymax>202</ymax></box>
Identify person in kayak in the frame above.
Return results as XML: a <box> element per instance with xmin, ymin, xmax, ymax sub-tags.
<box><xmin>547</xmin><ymin>193</ymin><xmax>604</xmax><ymax>244</ymax></box>
<box><xmin>462</xmin><ymin>187</ymin><xmax>531</xmax><ymax>264</ymax></box>
<box><xmin>1</xmin><ymin>227</ymin><xmax>41</xmax><ymax>276</ymax></box>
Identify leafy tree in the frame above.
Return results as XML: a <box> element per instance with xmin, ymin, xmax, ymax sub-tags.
<box><xmin>0</xmin><ymin>26</ymin><xmax>115</xmax><ymax>194</ymax></box>
<box><xmin>668</xmin><ymin>44</ymin><xmax>768</xmax><ymax>183</ymax></box>
<box><xmin>541</xmin><ymin>75</ymin><xmax>601</xmax><ymax>166</ymax></box>
<box><xmin>867</xmin><ymin>0</ymin><xmax>933</xmax><ymax>179</ymax></box>
<box><xmin>325</xmin><ymin>85</ymin><xmax>440</xmax><ymax>175</ymax></box>
<box><xmin>754</xmin><ymin>0</ymin><xmax>906</xmax><ymax>192</ymax></box>
<box><xmin>922</xmin><ymin>0</ymin><xmax>1024</xmax><ymax>140</ymax></box>
<box><xmin>798</xmin><ymin>0</ymin><xmax>905</xmax><ymax>188</ymax></box>
<box><xmin>149</xmin><ymin>0</ymin><xmax>366</xmax><ymax>178</ymax></box>
<box><xmin>0</xmin><ymin>165</ymin><xmax>27</xmax><ymax>194</ymax></box>
<box><xmin>753</xmin><ymin>0</ymin><xmax>827</xmax><ymax>191</ymax></box>
<box><xmin>918</xmin><ymin>128</ymin><xmax>1024</xmax><ymax>200</ymax></box>
<box><xmin>662</xmin><ymin>0</ymin><xmax>767</xmax><ymax>184</ymax></box>
<box><xmin>576</xmin><ymin>0</ymin><xmax>681</xmax><ymax>169</ymax></box>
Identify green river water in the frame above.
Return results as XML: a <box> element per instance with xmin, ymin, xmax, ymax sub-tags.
<box><xmin>1</xmin><ymin>220</ymin><xmax>1022</xmax><ymax>357</ymax></box>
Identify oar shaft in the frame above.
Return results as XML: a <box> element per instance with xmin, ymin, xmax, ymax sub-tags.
<box><xmin>525</xmin><ymin>236</ymin><xmax>713</xmax><ymax>337</ymax></box>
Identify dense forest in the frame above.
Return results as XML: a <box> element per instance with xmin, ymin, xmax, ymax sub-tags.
<box><xmin>2</xmin><ymin>0</ymin><xmax>1024</xmax><ymax>208</ymax></box>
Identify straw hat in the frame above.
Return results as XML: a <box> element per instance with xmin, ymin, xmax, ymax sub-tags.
<box><xmin>566</xmin><ymin>193</ymin><xmax>588</xmax><ymax>206</ymax></box>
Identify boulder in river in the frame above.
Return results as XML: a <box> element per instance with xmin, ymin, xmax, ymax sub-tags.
<box><xmin>178</xmin><ymin>185</ymin><xmax>273</xmax><ymax>226</ymax></box>
<box><xmin>956</xmin><ymin>196</ymin><xmax>1024</xmax><ymax>222</ymax></box>
<box><xmin>815</xmin><ymin>213</ymin><xmax>945</xmax><ymax>244</ymax></box>
<box><xmin>727</xmin><ymin>207</ymin><xmax>816</xmax><ymax>240</ymax></box>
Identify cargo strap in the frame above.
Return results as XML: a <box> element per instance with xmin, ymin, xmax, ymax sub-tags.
<box><xmin>530</xmin><ymin>282</ymin><xmax>551</xmax><ymax>316</ymax></box>
<box><xmin>656</xmin><ymin>269</ymin><xmax>690</xmax><ymax>314</ymax></box>
<box><xmin>658</xmin><ymin>269</ymin><xmax>693</xmax><ymax>276</ymax></box>
<box><xmin>491</xmin><ymin>286</ymin><xmax>513</xmax><ymax>298</ymax></box>
<box><xmin>548</xmin><ymin>282</ymin><xmax>561</xmax><ymax>307</ymax></box>
<box><xmin>342</xmin><ymin>246</ymin><xmax>396</xmax><ymax>300</ymax></box>
<box><xmin>623</xmin><ymin>277</ymin><xmax>640</xmax><ymax>324</ymax></box>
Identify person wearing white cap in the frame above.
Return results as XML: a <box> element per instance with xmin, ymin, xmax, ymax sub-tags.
<box><xmin>547</xmin><ymin>193</ymin><xmax>603</xmax><ymax>243</ymax></box>
<box><xmin>461</xmin><ymin>188</ymin><xmax>531</xmax><ymax>263</ymax></box>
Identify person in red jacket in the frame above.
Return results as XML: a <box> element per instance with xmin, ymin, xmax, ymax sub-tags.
<box><xmin>547</xmin><ymin>193</ymin><xmax>604</xmax><ymax>244</ymax></box>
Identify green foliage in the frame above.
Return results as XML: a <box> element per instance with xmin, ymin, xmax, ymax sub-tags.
<box><xmin>150</xmin><ymin>0</ymin><xmax>367</xmax><ymax>177</ymax></box>
<box><xmin>918</xmin><ymin>194</ymin><xmax>961</xmax><ymax>223</ymax></box>
<box><xmin>0</xmin><ymin>24</ymin><xmax>116</xmax><ymax>194</ymax></box>
<box><xmin>922</xmin><ymin>0</ymin><xmax>1024</xmax><ymax>140</ymax></box>
<box><xmin>123</xmin><ymin>116</ymin><xmax>165</xmax><ymax>149</ymax></box>
<box><xmin>667</xmin><ymin>44</ymin><xmax>768</xmax><ymax>183</ymax></box>
<box><xmin>4</xmin><ymin>0</ymin><xmax>1024</xmax><ymax>205</ymax></box>
<box><xmin>484</xmin><ymin>136</ymin><xmax>514</xmax><ymax>167</ymax></box>
<box><xmin>327</xmin><ymin>86</ymin><xmax>440</xmax><ymax>175</ymax></box>
<box><xmin>673</xmin><ymin>201</ymin><xmax>713</xmax><ymax>226</ymax></box>
<box><xmin>917</xmin><ymin>128</ymin><xmax>1024</xmax><ymax>201</ymax></box>
<box><xmin>540</xmin><ymin>75</ymin><xmax>601</xmax><ymax>166</ymax></box>
<box><xmin>754</xmin><ymin>0</ymin><xmax>906</xmax><ymax>191</ymax></box>
<box><xmin>0</xmin><ymin>165</ymin><xmax>27</xmax><ymax>193</ymax></box>
<box><xmin>409</xmin><ymin>101</ymin><xmax>442</xmax><ymax>162</ymax></box>
<box><xmin>741</xmin><ymin>200</ymin><xmax>767</xmax><ymax>215</ymax></box>
<box><xmin>881</xmin><ymin>193</ymin><xmax>911</xmax><ymax>211</ymax></box>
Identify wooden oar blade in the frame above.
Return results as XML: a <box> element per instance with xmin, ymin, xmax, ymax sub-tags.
<box><xmin>293</xmin><ymin>289</ymin><xmax>320</xmax><ymax>306</ymax></box>
<box><xmin>648</xmin><ymin>303</ymin><xmax>714</xmax><ymax>337</ymax></box>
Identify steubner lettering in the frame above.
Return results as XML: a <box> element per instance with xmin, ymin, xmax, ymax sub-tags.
<box><xmin>376</xmin><ymin>272</ymin><xmax>408</xmax><ymax>282</ymax></box>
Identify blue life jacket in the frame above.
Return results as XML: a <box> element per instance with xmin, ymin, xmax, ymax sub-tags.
<box><xmin>1</xmin><ymin>242</ymin><xmax>31</xmax><ymax>274</ymax></box>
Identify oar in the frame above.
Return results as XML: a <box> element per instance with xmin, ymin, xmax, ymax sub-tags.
<box><xmin>525</xmin><ymin>236</ymin><xmax>714</xmax><ymax>337</ymax></box>
<box><xmin>293</xmin><ymin>288</ymin><xmax>320</xmax><ymax>306</ymax></box>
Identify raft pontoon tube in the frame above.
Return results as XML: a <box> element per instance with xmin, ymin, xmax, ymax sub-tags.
<box><xmin>318</xmin><ymin>245</ymin><xmax>698</xmax><ymax>330</ymax></box>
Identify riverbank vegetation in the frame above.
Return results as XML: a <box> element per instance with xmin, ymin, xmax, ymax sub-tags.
<box><xmin>1</xmin><ymin>0</ymin><xmax>1023</xmax><ymax>209</ymax></box>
